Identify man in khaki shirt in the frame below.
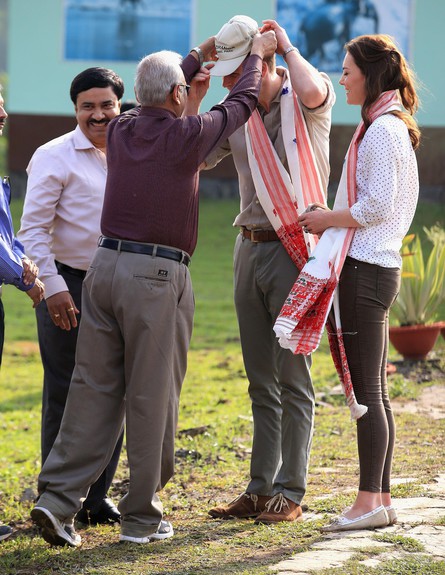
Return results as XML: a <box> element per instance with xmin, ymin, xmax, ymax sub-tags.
<box><xmin>206</xmin><ymin>16</ymin><xmax>335</xmax><ymax>524</ymax></box>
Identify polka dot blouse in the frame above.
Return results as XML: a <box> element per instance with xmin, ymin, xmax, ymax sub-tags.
<box><xmin>349</xmin><ymin>113</ymin><xmax>419</xmax><ymax>268</ymax></box>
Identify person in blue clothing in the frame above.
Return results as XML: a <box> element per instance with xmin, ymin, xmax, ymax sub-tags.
<box><xmin>0</xmin><ymin>85</ymin><xmax>44</xmax><ymax>541</ymax></box>
<box><xmin>0</xmin><ymin>86</ymin><xmax>44</xmax><ymax>361</ymax></box>
<box><xmin>0</xmin><ymin>172</ymin><xmax>43</xmax><ymax>328</ymax></box>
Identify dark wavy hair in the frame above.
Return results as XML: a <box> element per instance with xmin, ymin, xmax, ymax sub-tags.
<box><xmin>345</xmin><ymin>34</ymin><xmax>420</xmax><ymax>150</ymax></box>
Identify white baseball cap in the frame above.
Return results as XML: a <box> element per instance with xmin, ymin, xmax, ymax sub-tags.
<box><xmin>210</xmin><ymin>15</ymin><xmax>259</xmax><ymax>77</ymax></box>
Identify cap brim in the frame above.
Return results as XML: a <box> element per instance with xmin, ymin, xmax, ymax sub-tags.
<box><xmin>210</xmin><ymin>54</ymin><xmax>247</xmax><ymax>77</ymax></box>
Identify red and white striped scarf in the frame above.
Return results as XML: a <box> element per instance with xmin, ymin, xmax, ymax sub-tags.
<box><xmin>273</xmin><ymin>90</ymin><xmax>401</xmax><ymax>419</ymax></box>
<box><xmin>245</xmin><ymin>70</ymin><xmax>326</xmax><ymax>270</ymax></box>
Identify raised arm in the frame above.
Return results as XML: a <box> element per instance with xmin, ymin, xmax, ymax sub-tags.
<box><xmin>183</xmin><ymin>36</ymin><xmax>216</xmax><ymax>115</ymax></box>
<box><xmin>261</xmin><ymin>19</ymin><xmax>327</xmax><ymax>109</ymax></box>
<box><xmin>188</xmin><ymin>36</ymin><xmax>217</xmax><ymax>67</ymax></box>
<box><xmin>184</xmin><ymin>65</ymin><xmax>212</xmax><ymax>116</ymax></box>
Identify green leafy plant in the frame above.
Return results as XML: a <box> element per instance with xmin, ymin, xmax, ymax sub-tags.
<box><xmin>391</xmin><ymin>227</ymin><xmax>445</xmax><ymax>326</ymax></box>
<box><xmin>424</xmin><ymin>223</ymin><xmax>445</xmax><ymax>245</ymax></box>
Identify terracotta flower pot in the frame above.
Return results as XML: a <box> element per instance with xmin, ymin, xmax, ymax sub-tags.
<box><xmin>389</xmin><ymin>323</ymin><xmax>442</xmax><ymax>360</ymax></box>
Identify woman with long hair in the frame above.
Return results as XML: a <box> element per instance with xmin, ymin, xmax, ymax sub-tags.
<box><xmin>298</xmin><ymin>34</ymin><xmax>420</xmax><ymax>531</ymax></box>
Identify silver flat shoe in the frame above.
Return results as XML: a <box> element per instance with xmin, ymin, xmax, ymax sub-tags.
<box><xmin>321</xmin><ymin>505</ymin><xmax>389</xmax><ymax>533</ymax></box>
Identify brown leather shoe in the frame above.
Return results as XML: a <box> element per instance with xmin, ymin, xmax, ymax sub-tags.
<box><xmin>254</xmin><ymin>493</ymin><xmax>303</xmax><ymax>524</ymax></box>
<box><xmin>208</xmin><ymin>492</ymin><xmax>270</xmax><ymax>519</ymax></box>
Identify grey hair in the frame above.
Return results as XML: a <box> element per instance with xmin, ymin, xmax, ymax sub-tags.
<box><xmin>135</xmin><ymin>50</ymin><xmax>185</xmax><ymax>106</ymax></box>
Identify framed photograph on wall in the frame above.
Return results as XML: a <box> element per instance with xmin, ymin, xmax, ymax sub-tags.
<box><xmin>64</xmin><ymin>0</ymin><xmax>193</xmax><ymax>62</ymax></box>
<box><xmin>276</xmin><ymin>0</ymin><xmax>414</xmax><ymax>73</ymax></box>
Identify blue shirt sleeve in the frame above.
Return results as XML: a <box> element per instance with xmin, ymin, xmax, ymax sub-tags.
<box><xmin>0</xmin><ymin>178</ymin><xmax>32</xmax><ymax>291</ymax></box>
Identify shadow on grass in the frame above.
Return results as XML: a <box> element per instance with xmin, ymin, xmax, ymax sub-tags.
<box><xmin>0</xmin><ymin>390</ymin><xmax>42</xmax><ymax>412</ymax></box>
<box><xmin>0</xmin><ymin>520</ymin><xmax>319</xmax><ymax>575</ymax></box>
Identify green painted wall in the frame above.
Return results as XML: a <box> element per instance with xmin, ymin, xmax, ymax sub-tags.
<box><xmin>8</xmin><ymin>0</ymin><xmax>273</xmax><ymax>116</ymax></box>
<box><xmin>7</xmin><ymin>0</ymin><xmax>445</xmax><ymax>127</ymax></box>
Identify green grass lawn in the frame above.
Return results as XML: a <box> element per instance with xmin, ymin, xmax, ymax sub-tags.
<box><xmin>0</xmin><ymin>198</ymin><xmax>444</xmax><ymax>575</ymax></box>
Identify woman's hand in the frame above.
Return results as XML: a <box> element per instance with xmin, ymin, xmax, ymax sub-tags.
<box><xmin>299</xmin><ymin>205</ymin><xmax>362</xmax><ymax>235</ymax></box>
<box><xmin>298</xmin><ymin>204</ymin><xmax>332</xmax><ymax>236</ymax></box>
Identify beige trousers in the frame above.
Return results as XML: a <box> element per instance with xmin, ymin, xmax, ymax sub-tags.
<box><xmin>37</xmin><ymin>245</ymin><xmax>194</xmax><ymax>538</ymax></box>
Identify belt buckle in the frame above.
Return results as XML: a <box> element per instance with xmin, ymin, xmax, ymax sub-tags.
<box><xmin>250</xmin><ymin>229</ymin><xmax>261</xmax><ymax>243</ymax></box>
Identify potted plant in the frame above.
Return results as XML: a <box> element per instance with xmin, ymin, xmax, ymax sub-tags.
<box><xmin>389</xmin><ymin>225</ymin><xmax>445</xmax><ymax>360</ymax></box>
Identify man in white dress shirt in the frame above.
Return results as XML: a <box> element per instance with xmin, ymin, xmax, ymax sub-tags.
<box><xmin>19</xmin><ymin>67</ymin><xmax>125</xmax><ymax>526</ymax></box>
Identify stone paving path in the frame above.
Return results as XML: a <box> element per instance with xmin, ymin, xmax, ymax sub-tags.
<box><xmin>272</xmin><ymin>474</ymin><xmax>445</xmax><ymax>574</ymax></box>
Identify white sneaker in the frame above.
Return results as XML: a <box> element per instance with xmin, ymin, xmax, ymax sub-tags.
<box><xmin>31</xmin><ymin>506</ymin><xmax>81</xmax><ymax>547</ymax></box>
<box><xmin>119</xmin><ymin>533</ymin><xmax>152</xmax><ymax>544</ymax></box>
<box><xmin>150</xmin><ymin>520</ymin><xmax>174</xmax><ymax>540</ymax></box>
<box><xmin>120</xmin><ymin>520</ymin><xmax>174</xmax><ymax>544</ymax></box>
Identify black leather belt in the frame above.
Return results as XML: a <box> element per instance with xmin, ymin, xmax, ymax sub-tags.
<box><xmin>240</xmin><ymin>226</ymin><xmax>279</xmax><ymax>242</ymax></box>
<box><xmin>98</xmin><ymin>237</ymin><xmax>191</xmax><ymax>267</ymax></box>
<box><xmin>56</xmin><ymin>261</ymin><xmax>87</xmax><ymax>279</ymax></box>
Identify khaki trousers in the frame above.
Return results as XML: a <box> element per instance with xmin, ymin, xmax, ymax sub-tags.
<box><xmin>37</xmin><ymin>246</ymin><xmax>194</xmax><ymax>537</ymax></box>
<box><xmin>234</xmin><ymin>234</ymin><xmax>314</xmax><ymax>504</ymax></box>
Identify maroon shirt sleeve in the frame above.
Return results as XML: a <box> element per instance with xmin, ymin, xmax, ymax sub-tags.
<box><xmin>101</xmin><ymin>55</ymin><xmax>263</xmax><ymax>257</ymax></box>
<box><xmin>181</xmin><ymin>52</ymin><xmax>201</xmax><ymax>84</ymax></box>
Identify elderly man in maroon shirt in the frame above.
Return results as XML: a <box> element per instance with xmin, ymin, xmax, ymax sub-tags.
<box><xmin>31</xmin><ymin>30</ymin><xmax>277</xmax><ymax>548</ymax></box>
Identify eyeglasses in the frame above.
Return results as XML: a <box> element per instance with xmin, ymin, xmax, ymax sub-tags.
<box><xmin>170</xmin><ymin>83</ymin><xmax>190</xmax><ymax>95</ymax></box>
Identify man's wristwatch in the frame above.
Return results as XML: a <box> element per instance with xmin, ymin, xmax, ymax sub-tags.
<box><xmin>283</xmin><ymin>46</ymin><xmax>300</xmax><ymax>60</ymax></box>
<box><xmin>190</xmin><ymin>46</ymin><xmax>204</xmax><ymax>66</ymax></box>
